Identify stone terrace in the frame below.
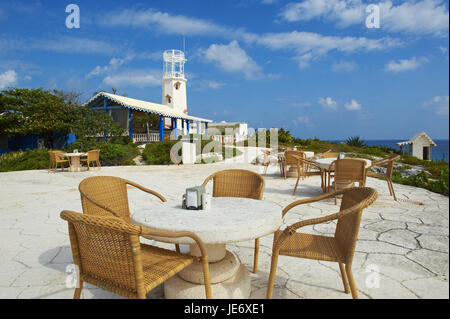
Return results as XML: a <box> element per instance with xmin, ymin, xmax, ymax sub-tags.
<box><xmin>0</xmin><ymin>153</ymin><xmax>448</xmax><ymax>299</ymax></box>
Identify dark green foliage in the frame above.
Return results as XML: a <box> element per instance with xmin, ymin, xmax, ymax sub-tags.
<box><xmin>0</xmin><ymin>149</ymin><xmax>51</xmax><ymax>172</ymax></box>
<box><xmin>345</xmin><ymin>136</ymin><xmax>366</xmax><ymax>147</ymax></box>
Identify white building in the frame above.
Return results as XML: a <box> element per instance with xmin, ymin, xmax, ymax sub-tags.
<box><xmin>397</xmin><ymin>132</ymin><xmax>437</xmax><ymax>160</ymax></box>
<box><xmin>208</xmin><ymin>121</ymin><xmax>248</xmax><ymax>143</ymax></box>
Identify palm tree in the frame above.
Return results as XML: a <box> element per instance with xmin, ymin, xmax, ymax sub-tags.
<box><xmin>345</xmin><ymin>136</ymin><xmax>366</xmax><ymax>147</ymax></box>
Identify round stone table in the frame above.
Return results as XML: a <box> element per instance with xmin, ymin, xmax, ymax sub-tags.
<box><xmin>63</xmin><ymin>152</ymin><xmax>87</xmax><ymax>172</ymax></box>
<box><xmin>131</xmin><ymin>197</ymin><xmax>282</xmax><ymax>299</ymax></box>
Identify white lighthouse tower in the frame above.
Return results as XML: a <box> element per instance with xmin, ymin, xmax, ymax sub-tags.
<box><xmin>162</xmin><ymin>50</ymin><xmax>187</xmax><ymax>130</ymax></box>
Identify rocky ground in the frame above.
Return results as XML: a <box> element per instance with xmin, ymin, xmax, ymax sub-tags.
<box><xmin>0</xmin><ymin>147</ymin><xmax>448</xmax><ymax>299</ymax></box>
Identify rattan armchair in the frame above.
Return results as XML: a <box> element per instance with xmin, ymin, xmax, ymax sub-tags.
<box><xmin>283</xmin><ymin>150</ymin><xmax>305</xmax><ymax>179</ymax></box>
<box><xmin>202</xmin><ymin>169</ymin><xmax>265</xmax><ymax>273</ymax></box>
<box><xmin>266</xmin><ymin>187</ymin><xmax>378</xmax><ymax>299</ymax></box>
<box><xmin>78</xmin><ymin>176</ymin><xmax>180</xmax><ymax>252</ymax></box>
<box><xmin>329</xmin><ymin>159</ymin><xmax>366</xmax><ymax>204</ymax></box>
<box><xmin>366</xmin><ymin>154</ymin><xmax>400</xmax><ymax>201</ymax></box>
<box><xmin>320</xmin><ymin>151</ymin><xmax>339</xmax><ymax>158</ymax></box>
<box><xmin>292</xmin><ymin>155</ymin><xmax>325</xmax><ymax>195</ymax></box>
<box><xmin>80</xmin><ymin>149</ymin><xmax>101</xmax><ymax>170</ymax></box>
<box><xmin>48</xmin><ymin>150</ymin><xmax>69</xmax><ymax>173</ymax></box>
<box><xmin>60</xmin><ymin>210</ymin><xmax>212</xmax><ymax>299</ymax></box>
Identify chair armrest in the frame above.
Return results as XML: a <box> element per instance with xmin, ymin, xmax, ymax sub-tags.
<box><xmin>126</xmin><ymin>180</ymin><xmax>167</xmax><ymax>202</ymax></box>
<box><xmin>201</xmin><ymin>174</ymin><xmax>215</xmax><ymax>187</ymax></box>
<box><xmin>140</xmin><ymin>226</ymin><xmax>209</xmax><ymax>262</ymax></box>
<box><xmin>281</xmin><ymin>190</ymin><xmax>344</xmax><ymax>217</ymax></box>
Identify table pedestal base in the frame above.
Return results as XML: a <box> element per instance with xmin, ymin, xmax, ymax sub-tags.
<box><xmin>164</xmin><ymin>244</ymin><xmax>251</xmax><ymax>299</ymax></box>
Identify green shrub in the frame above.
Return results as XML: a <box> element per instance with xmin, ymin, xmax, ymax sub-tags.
<box><xmin>392</xmin><ymin>169</ymin><xmax>449</xmax><ymax>196</ymax></box>
<box><xmin>0</xmin><ymin>149</ymin><xmax>51</xmax><ymax>172</ymax></box>
<box><xmin>142</xmin><ymin>140</ymin><xmax>179</xmax><ymax>165</ymax></box>
<box><xmin>345</xmin><ymin>136</ymin><xmax>366</xmax><ymax>147</ymax></box>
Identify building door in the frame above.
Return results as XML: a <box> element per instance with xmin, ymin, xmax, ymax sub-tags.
<box><xmin>423</xmin><ymin>146</ymin><xmax>430</xmax><ymax>160</ymax></box>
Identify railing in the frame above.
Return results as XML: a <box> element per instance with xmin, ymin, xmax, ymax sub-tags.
<box><xmin>133</xmin><ymin>133</ymin><xmax>160</xmax><ymax>143</ymax></box>
<box><xmin>211</xmin><ymin>135</ymin><xmax>235</xmax><ymax>144</ymax></box>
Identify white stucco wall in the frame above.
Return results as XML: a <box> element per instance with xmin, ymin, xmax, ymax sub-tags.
<box><xmin>411</xmin><ymin>136</ymin><xmax>432</xmax><ymax>160</ymax></box>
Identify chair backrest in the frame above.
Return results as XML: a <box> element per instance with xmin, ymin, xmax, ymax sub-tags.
<box><xmin>334</xmin><ymin>187</ymin><xmax>378</xmax><ymax>264</ymax></box>
<box><xmin>284</xmin><ymin>150</ymin><xmax>305</xmax><ymax>166</ymax></box>
<box><xmin>332</xmin><ymin>159</ymin><xmax>366</xmax><ymax>183</ymax></box>
<box><xmin>60</xmin><ymin>210</ymin><xmax>144</xmax><ymax>297</ymax></box>
<box><xmin>202</xmin><ymin>169</ymin><xmax>265</xmax><ymax>200</ymax></box>
<box><xmin>321</xmin><ymin>152</ymin><xmax>339</xmax><ymax>158</ymax></box>
<box><xmin>79</xmin><ymin>176</ymin><xmax>131</xmax><ymax>222</ymax></box>
<box><xmin>385</xmin><ymin>155</ymin><xmax>400</xmax><ymax>178</ymax></box>
<box><xmin>49</xmin><ymin>150</ymin><xmax>64</xmax><ymax>162</ymax></box>
<box><xmin>87</xmin><ymin>149</ymin><xmax>100</xmax><ymax>161</ymax></box>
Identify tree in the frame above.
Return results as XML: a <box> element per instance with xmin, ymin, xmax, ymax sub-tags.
<box><xmin>345</xmin><ymin>136</ymin><xmax>366</xmax><ymax>147</ymax></box>
<box><xmin>0</xmin><ymin>88</ymin><xmax>76</xmax><ymax>148</ymax></box>
<box><xmin>0</xmin><ymin>88</ymin><xmax>124</xmax><ymax>148</ymax></box>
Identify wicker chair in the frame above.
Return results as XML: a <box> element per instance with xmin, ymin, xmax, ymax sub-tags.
<box><xmin>283</xmin><ymin>150</ymin><xmax>305</xmax><ymax>179</ymax></box>
<box><xmin>329</xmin><ymin>159</ymin><xmax>367</xmax><ymax>204</ymax></box>
<box><xmin>78</xmin><ymin>176</ymin><xmax>180</xmax><ymax>252</ymax></box>
<box><xmin>60</xmin><ymin>210</ymin><xmax>212</xmax><ymax>299</ymax></box>
<box><xmin>202</xmin><ymin>169</ymin><xmax>265</xmax><ymax>273</ymax></box>
<box><xmin>366</xmin><ymin>155</ymin><xmax>400</xmax><ymax>201</ymax></box>
<box><xmin>48</xmin><ymin>150</ymin><xmax>69</xmax><ymax>173</ymax></box>
<box><xmin>320</xmin><ymin>151</ymin><xmax>339</xmax><ymax>158</ymax></box>
<box><xmin>292</xmin><ymin>155</ymin><xmax>325</xmax><ymax>195</ymax></box>
<box><xmin>266</xmin><ymin>187</ymin><xmax>378</xmax><ymax>299</ymax></box>
<box><xmin>80</xmin><ymin>149</ymin><xmax>101</xmax><ymax>170</ymax></box>
<box><xmin>262</xmin><ymin>150</ymin><xmax>271</xmax><ymax>176</ymax></box>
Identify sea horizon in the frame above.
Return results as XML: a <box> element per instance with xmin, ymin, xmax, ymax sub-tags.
<box><xmin>328</xmin><ymin>139</ymin><xmax>449</xmax><ymax>162</ymax></box>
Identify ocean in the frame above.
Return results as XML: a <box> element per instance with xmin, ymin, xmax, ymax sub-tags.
<box><xmin>329</xmin><ymin>139</ymin><xmax>449</xmax><ymax>162</ymax></box>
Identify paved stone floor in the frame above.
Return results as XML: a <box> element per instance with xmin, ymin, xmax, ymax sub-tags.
<box><xmin>0</xmin><ymin>150</ymin><xmax>448</xmax><ymax>299</ymax></box>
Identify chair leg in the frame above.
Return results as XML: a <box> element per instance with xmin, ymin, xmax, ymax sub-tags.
<box><xmin>201</xmin><ymin>258</ymin><xmax>212</xmax><ymax>299</ymax></box>
<box><xmin>339</xmin><ymin>262</ymin><xmax>350</xmax><ymax>294</ymax></box>
<box><xmin>388</xmin><ymin>179</ymin><xmax>397</xmax><ymax>201</ymax></box>
<box><xmin>293</xmin><ymin>176</ymin><xmax>300</xmax><ymax>195</ymax></box>
<box><xmin>266</xmin><ymin>250</ymin><xmax>279</xmax><ymax>299</ymax></box>
<box><xmin>263</xmin><ymin>164</ymin><xmax>268</xmax><ymax>176</ymax></box>
<box><xmin>97</xmin><ymin>160</ymin><xmax>101</xmax><ymax>170</ymax></box>
<box><xmin>345</xmin><ymin>264</ymin><xmax>358</xmax><ymax>299</ymax></box>
<box><xmin>253</xmin><ymin>238</ymin><xmax>259</xmax><ymax>274</ymax></box>
<box><xmin>73</xmin><ymin>280</ymin><xmax>83</xmax><ymax>299</ymax></box>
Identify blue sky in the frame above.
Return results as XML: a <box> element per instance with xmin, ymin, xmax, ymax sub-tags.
<box><xmin>0</xmin><ymin>0</ymin><xmax>449</xmax><ymax>140</ymax></box>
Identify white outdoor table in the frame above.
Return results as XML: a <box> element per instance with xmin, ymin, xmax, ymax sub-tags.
<box><xmin>131</xmin><ymin>197</ymin><xmax>282</xmax><ymax>299</ymax></box>
<box><xmin>63</xmin><ymin>152</ymin><xmax>87</xmax><ymax>172</ymax></box>
<box><xmin>314</xmin><ymin>158</ymin><xmax>372</xmax><ymax>191</ymax></box>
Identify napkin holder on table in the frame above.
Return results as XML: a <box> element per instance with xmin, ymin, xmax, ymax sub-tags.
<box><xmin>185</xmin><ymin>186</ymin><xmax>205</xmax><ymax>210</ymax></box>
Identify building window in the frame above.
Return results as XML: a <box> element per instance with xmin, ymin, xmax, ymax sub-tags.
<box><xmin>175</xmin><ymin>82</ymin><xmax>181</xmax><ymax>90</ymax></box>
<box><xmin>166</xmin><ymin>94</ymin><xmax>172</xmax><ymax>103</ymax></box>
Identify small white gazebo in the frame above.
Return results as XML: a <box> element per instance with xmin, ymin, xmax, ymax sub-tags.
<box><xmin>397</xmin><ymin>132</ymin><xmax>437</xmax><ymax>160</ymax></box>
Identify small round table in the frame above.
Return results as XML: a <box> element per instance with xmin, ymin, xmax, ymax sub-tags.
<box><xmin>63</xmin><ymin>152</ymin><xmax>87</xmax><ymax>172</ymax></box>
<box><xmin>131</xmin><ymin>197</ymin><xmax>282</xmax><ymax>299</ymax></box>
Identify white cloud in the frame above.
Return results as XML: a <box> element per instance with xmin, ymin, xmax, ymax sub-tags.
<box><xmin>318</xmin><ymin>97</ymin><xmax>338</xmax><ymax>110</ymax></box>
<box><xmin>255</xmin><ymin>31</ymin><xmax>401</xmax><ymax>68</ymax></box>
<box><xmin>423</xmin><ymin>95</ymin><xmax>449</xmax><ymax>115</ymax></box>
<box><xmin>87</xmin><ymin>56</ymin><xmax>134</xmax><ymax>78</ymax></box>
<box><xmin>262</xmin><ymin>0</ymin><xmax>278</xmax><ymax>4</ymax></box>
<box><xmin>279</xmin><ymin>0</ymin><xmax>364</xmax><ymax>27</ymax></box>
<box><xmin>438</xmin><ymin>46</ymin><xmax>448</xmax><ymax>54</ymax></box>
<box><xmin>33</xmin><ymin>37</ymin><xmax>119</xmax><ymax>55</ymax></box>
<box><xmin>292</xmin><ymin>101</ymin><xmax>312</xmax><ymax>107</ymax></box>
<box><xmin>332</xmin><ymin>60</ymin><xmax>357</xmax><ymax>72</ymax></box>
<box><xmin>103</xmin><ymin>70</ymin><xmax>161</xmax><ymax>88</ymax></box>
<box><xmin>279</xmin><ymin>0</ymin><xmax>449</xmax><ymax>36</ymax></box>
<box><xmin>379</xmin><ymin>0</ymin><xmax>449</xmax><ymax>36</ymax></box>
<box><xmin>293</xmin><ymin>116</ymin><xmax>313</xmax><ymax>127</ymax></box>
<box><xmin>0</xmin><ymin>70</ymin><xmax>18</xmax><ymax>89</ymax></box>
<box><xmin>345</xmin><ymin>99</ymin><xmax>362</xmax><ymax>111</ymax></box>
<box><xmin>99</xmin><ymin>8</ymin><xmax>229</xmax><ymax>36</ymax></box>
<box><xmin>385</xmin><ymin>56</ymin><xmax>428</xmax><ymax>73</ymax></box>
<box><xmin>202</xmin><ymin>41</ymin><xmax>262</xmax><ymax>79</ymax></box>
